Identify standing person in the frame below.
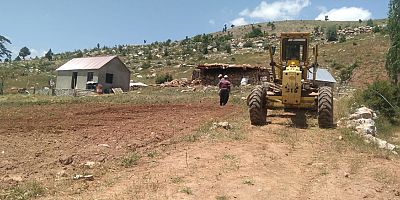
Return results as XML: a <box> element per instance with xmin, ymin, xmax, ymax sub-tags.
<box><xmin>218</xmin><ymin>74</ymin><xmax>223</xmax><ymax>81</ymax></box>
<box><xmin>218</xmin><ymin>75</ymin><xmax>231</xmax><ymax>106</ymax></box>
<box><xmin>217</xmin><ymin>73</ymin><xmax>223</xmax><ymax>98</ymax></box>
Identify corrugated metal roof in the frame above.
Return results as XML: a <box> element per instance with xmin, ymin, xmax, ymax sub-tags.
<box><xmin>307</xmin><ymin>68</ymin><xmax>336</xmax><ymax>83</ymax></box>
<box><xmin>56</xmin><ymin>56</ymin><xmax>117</xmax><ymax>71</ymax></box>
<box><xmin>197</xmin><ymin>63</ymin><xmax>266</xmax><ymax>70</ymax></box>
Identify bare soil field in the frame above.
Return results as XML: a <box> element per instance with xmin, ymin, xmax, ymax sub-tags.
<box><xmin>1</xmin><ymin>100</ymin><xmax>399</xmax><ymax>200</ymax></box>
<box><xmin>0</xmin><ymin>102</ymin><xmax>240</xmax><ymax>197</ymax></box>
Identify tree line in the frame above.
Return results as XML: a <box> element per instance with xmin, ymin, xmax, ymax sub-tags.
<box><xmin>0</xmin><ymin>37</ymin><xmax>53</xmax><ymax>62</ymax></box>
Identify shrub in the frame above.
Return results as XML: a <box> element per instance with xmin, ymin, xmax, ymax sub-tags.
<box><xmin>245</xmin><ymin>27</ymin><xmax>264</xmax><ymax>38</ymax></box>
<box><xmin>330</xmin><ymin>60</ymin><xmax>344</xmax><ymax>70</ymax></box>
<box><xmin>372</xmin><ymin>26</ymin><xmax>381</xmax><ymax>33</ymax></box>
<box><xmin>141</xmin><ymin>61</ymin><xmax>151</xmax><ymax>69</ymax></box>
<box><xmin>243</xmin><ymin>41</ymin><xmax>253</xmax><ymax>48</ymax></box>
<box><xmin>339</xmin><ymin>35</ymin><xmax>346</xmax><ymax>43</ymax></box>
<box><xmin>155</xmin><ymin>73</ymin><xmax>173</xmax><ymax>84</ymax></box>
<box><xmin>366</xmin><ymin>19</ymin><xmax>374</xmax><ymax>27</ymax></box>
<box><xmin>326</xmin><ymin>25</ymin><xmax>338</xmax><ymax>41</ymax></box>
<box><xmin>339</xmin><ymin>62</ymin><xmax>358</xmax><ymax>84</ymax></box>
<box><xmin>226</xmin><ymin>44</ymin><xmax>232</xmax><ymax>54</ymax></box>
<box><xmin>362</xmin><ymin>81</ymin><xmax>400</xmax><ymax>121</ymax></box>
<box><xmin>122</xmin><ymin>152</ymin><xmax>140</xmax><ymax>167</ymax></box>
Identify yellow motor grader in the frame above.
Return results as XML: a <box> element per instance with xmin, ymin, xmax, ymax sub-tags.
<box><xmin>247</xmin><ymin>32</ymin><xmax>335</xmax><ymax>128</ymax></box>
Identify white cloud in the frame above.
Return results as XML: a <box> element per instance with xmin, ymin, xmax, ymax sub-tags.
<box><xmin>208</xmin><ymin>19</ymin><xmax>215</xmax><ymax>25</ymax></box>
<box><xmin>230</xmin><ymin>17</ymin><xmax>249</xmax><ymax>26</ymax></box>
<box><xmin>239</xmin><ymin>0</ymin><xmax>311</xmax><ymax>21</ymax></box>
<box><xmin>29</xmin><ymin>48</ymin><xmax>46</xmax><ymax>59</ymax></box>
<box><xmin>315</xmin><ymin>7</ymin><xmax>372</xmax><ymax>21</ymax></box>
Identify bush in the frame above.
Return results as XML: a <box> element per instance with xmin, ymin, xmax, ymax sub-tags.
<box><xmin>122</xmin><ymin>152</ymin><xmax>140</xmax><ymax>167</ymax></box>
<box><xmin>141</xmin><ymin>61</ymin><xmax>151</xmax><ymax>69</ymax></box>
<box><xmin>326</xmin><ymin>25</ymin><xmax>338</xmax><ymax>41</ymax></box>
<box><xmin>372</xmin><ymin>26</ymin><xmax>381</xmax><ymax>33</ymax></box>
<box><xmin>366</xmin><ymin>19</ymin><xmax>374</xmax><ymax>27</ymax></box>
<box><xmin>245</xmin><ymin>27</ymin><xmax>264</xmax><ymax>38</ymax></box>
<box><xmin>339</xmin><ymin>35</ymin><xmax>346</xmax><ymax>43</ymax></box>
<box><xmin>330</xmin><ymin>60</ymin><xmax>344</xmax><ymax>70</ymax></box>
<box><xmin>362</xmin><ymin>81</ymin><xmax>400</xmax><ymax>120</ymax></box>
<box><xmin>339</xmin><ymin>62</ymin><xmax>358</xmax><ymax>84</ymax></box>
<box><xmin>155</xmin><ymin>73</ymin><xmax>173</xmax><ymax>84</ymax></box>
<box><xmin>243</xmin><ymin>41</ymin><xmax>253</xmax><ymax>48</ymax></box>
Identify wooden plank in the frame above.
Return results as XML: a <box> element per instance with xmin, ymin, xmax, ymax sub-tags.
<box><xmin>112</xmin><ymin>88</ymin><xmax>124</xmax><ymax>94</ymax></box>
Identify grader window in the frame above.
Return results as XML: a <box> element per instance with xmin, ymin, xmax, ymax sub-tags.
<box><xmin>282</xmin><ymin>38</ymin><xmax>307</xmax><ymax>62</ymax></box>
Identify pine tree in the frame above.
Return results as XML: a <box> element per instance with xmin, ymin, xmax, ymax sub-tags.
<box><xmin>0</xmin><ymin>35</ymin><xmax>11</xmax><ymax>60</ymax></box>
<box><xmin>366</xmin><ymin>19</ymin><xmax>374</xmax><ymax>27</ymax></box>
<box><xmin>45</xmin><ymin>49</ymin><xmax>53</xmax><ymax>61</ymax></box>
<box><xmin>14</xmin><ymin>56</ymin><xmax>22</xmax><ymax>61</ymax></box>
<box><xmin>386</xmin><ymin>0</ymin><xmax>400</xmax><ymax>84</ymax></box>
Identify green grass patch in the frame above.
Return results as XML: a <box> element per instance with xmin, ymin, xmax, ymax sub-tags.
<box><xmin>222</xmin><ymin>154</ymin><xmax>236</xmax><ymax>160</ymax></box>
<box><xmin>170</xmin><ymin>176</ymin><xmax>184</xmax><ymax>184</ymax></box>
<box><xmin>243</xmin><ymin>179</ymin><xmax>255</xmax><ymax>185</ymax></box>
<box><xmin>334</xmin><ymin>128</ymin><xmax>395</xmax><ymax>159</ymax></box>
<box><xmin>121</xmin><ymin>152</ymin><xmax>140</xmax><ymax>167</ymax></box>
<box><xmin>180</xmin><ymin>187</ymin><xmax>193</xmax><ymax>195</ymax></box>
<box><xmin>146</xmin><ymin>150</ymin><xmax>158</xmax><ymax>159</ymax></box>
<box><xmin>216</xmin><ymin>196</ymin><xmax>228</xmax><ymax>200</ymax></box>
<box><xmin>1</xmin><ymin>181</ymin><xmax>45</xmax><ymax>200</ymax></box>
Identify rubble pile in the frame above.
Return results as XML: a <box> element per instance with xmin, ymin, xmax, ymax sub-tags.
<box><xmin>341</xmin><ymin>106</ymin><xmax>398</xmax><ymax>154</ymax></box>
<box><xmin>160</xmin><ymin>78</ymin><xmax>202</xmax><ymax>87</ymax></box>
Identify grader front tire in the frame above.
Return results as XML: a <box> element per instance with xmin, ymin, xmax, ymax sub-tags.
<box><xmin>318</xmin><ymin>86</ymin><xmax>334</xmax><ymax>128</ymax></box>
<box><xmin>248</xmin><ymin>85</ymin><xmax>267</xmax><ymax>126</ymax></box>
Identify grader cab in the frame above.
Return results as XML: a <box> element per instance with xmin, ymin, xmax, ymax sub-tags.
<box><xmin>247</xmin><ymin>32</ymin><xmax>335</xmax><ymax>128</ymax></box>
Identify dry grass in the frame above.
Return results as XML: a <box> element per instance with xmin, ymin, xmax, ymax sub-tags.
<box><xmin>0</xmin><ymin>87</ymin><xmax>218</xmax><ymax>107</ymax></box>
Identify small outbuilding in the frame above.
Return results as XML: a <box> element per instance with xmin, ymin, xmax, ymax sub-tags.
<box><xmin>55</xmin><ymin>56</ymin><xmax>130</xmax><ymax>92</ymax></box>
<box><xmin>195</xmin><ymin>63</ymin><xmax>270</xmax><ymax>86</ymax></box>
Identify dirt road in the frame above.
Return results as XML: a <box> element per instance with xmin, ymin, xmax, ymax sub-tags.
<box><xmin>1</xmin><ymin>103</ymin><xmax>399</xmax><ymax>200</ymax></box>
<box><xmin>81</xmin><ymin>114</ymin><xmax>400</xmax><ymax>200</ymax></box>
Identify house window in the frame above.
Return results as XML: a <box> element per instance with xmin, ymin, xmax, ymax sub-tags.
<box><xmin>87</xmin><ymin>72</ymin><xmax>94</xmax><ymax>81</ymax></box>
<box><xmin>106</xmin><ymin>73</ymin><xmax>113</xmax><ymax>84</ymax></box>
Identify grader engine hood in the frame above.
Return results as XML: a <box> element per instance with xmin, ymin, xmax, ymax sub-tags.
<box><xmin>307</xmin><ymin>68</ymin><xmax>337</xmax><ymax>87</ymax></box>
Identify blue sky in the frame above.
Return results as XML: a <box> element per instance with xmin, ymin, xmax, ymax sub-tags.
<box><xmin>1</xmin><ymin>0</ymin><xmax>389</xmax><ymax>58</ymax></box>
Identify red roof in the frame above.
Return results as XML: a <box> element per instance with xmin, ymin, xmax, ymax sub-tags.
<box><xmin>56</xmin><ymin>56</ymin><xmax>117</xmax><ymax>71</ymax></box>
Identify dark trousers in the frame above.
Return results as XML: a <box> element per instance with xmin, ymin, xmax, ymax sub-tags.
<box><xmin>219</xmin><ymin>89</ymin><xmax>229</xmax><ymax>106</ymax></box>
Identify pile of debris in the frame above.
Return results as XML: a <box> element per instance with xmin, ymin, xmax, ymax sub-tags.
<box><xmin>161</xmin><ymin>79</ymin><xmax>189</xmax><ymax>87</ymax></box>
<box><xmin>160</xmin><ymin>78</ymin><xmax>202</xmax><ymax>87</ymax></box>
<box><xmin>340</xmin><ymin>106</ymin><xmax>398</xmax><ymax>154</ymax></box>
<box><xmin>338</xmin><ymin>26</ymin><xmax>374</xmax><ymax>35</ymax></box>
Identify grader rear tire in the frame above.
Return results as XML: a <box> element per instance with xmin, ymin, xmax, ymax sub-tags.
<box><xmin>247</xmin><ymin>85</ymin><xmax>267</xmax><ymax>125</ymax></box>
<box><xmin>318</xmin><ymin>86</ymin><xmax>334</xmax><ymax>128</ymax></box>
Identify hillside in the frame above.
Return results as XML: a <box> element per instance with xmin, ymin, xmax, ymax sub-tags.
<box><xmin>0</xmin><ymin>19</ymin><xmax>389</xmax><ymax>91</ymax></box>
<box><xmin>1</xmin><ymin>19</ymin><xmax>400</xmax><ymax>200</ymax></box>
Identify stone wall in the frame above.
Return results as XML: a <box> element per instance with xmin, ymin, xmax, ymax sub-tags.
<box><xmin>199</xmin><ymin>68</ymin><xmax>270</xmax><ymax>86</ymax></box>
<box><xmin>27</xmin><ymin>88</ymin><xmax>94</xmax><ymax>97</ymax></box>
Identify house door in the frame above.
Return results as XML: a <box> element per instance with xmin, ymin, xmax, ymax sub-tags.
<box><xmin>71</xmin><ymin>72</ymin><xmax>78</xmax><ymax>89</ymax></box>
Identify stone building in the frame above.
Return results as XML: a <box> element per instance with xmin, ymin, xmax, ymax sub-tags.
<box><xmin>195</xmin><ymin>63</ymin><xmax>270</xmax><ymax>86</ymax></box>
